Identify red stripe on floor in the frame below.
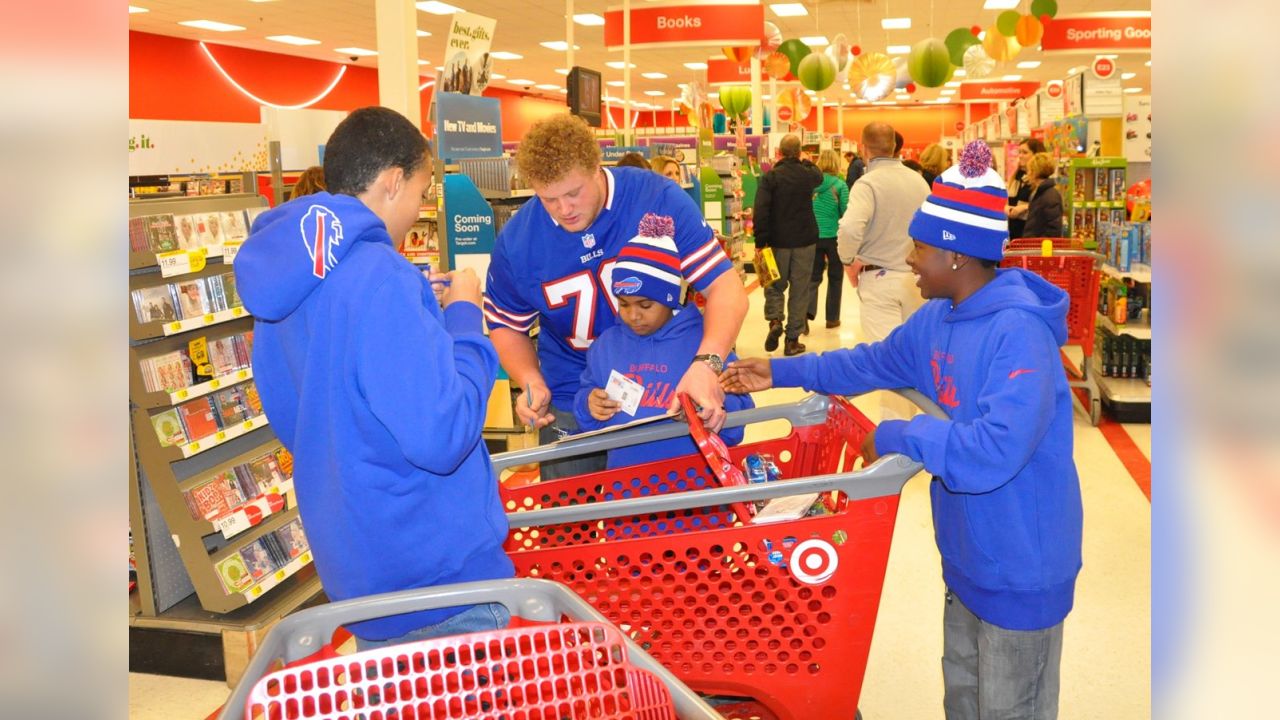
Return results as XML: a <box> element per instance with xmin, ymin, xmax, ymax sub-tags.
<box><xmin>744</xmin><ymin>277</ymin><xmax>760</xmax><ymax>293</ymax></box>
<box><xmin>1097</xmin><ymin>417</ymin><xmax>1151</xmax><ymax>501</ymax></box>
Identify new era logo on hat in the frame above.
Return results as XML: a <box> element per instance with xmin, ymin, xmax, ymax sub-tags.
<box><xmin>908</xmin><ymin>141</ymin><xmax>1010</xmax><ymax>261</ymax></box>
<box><xmin>612</xmin><ymin>213</ymin><xmax>685</xmax><ymax>309</ymax></box>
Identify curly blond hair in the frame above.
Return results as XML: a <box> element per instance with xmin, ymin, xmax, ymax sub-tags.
<box><xmin>919</xmin><ymin>144</ymin><xmax>949</xmax><ymax>177</ymax></box>
<box><xmin>516</xmin><ymin>114</ymin><xmax>601</xmax><ymax>186</ymax></box>
<box><xmin>1028</xmin><ymin>152</ymin><xmax>1056</xmax><ymax>181</ymax></box>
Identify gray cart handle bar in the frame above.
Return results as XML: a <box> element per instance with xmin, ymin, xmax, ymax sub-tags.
<box><xmin>219</xmin><ymin>577</ymin><xmax>722</xmax><ymax>720</ymax></box>
<box><xmin>491</xmin><ymin>388</ymin><xmax>943</xmax><ymax>473</ymax></box>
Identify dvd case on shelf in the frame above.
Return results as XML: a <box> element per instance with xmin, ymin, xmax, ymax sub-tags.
<box><xmin>173</xmin><ymin>278</ymin><xmax>211</xmax><ymax>320</ymax></box>
<box><xmin>132</xmin><ymin>285</ymin><xmax>179</xmax><ymax>324</ymax></box>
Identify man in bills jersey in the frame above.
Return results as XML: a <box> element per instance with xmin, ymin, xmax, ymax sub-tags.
<box><xmin>485</xmin><ymin>115</ymin><xmax>748</xmax><ymax>479</ymax></box>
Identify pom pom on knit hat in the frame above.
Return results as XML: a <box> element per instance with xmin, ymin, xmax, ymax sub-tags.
<box><xmin>907</xmin><ymin>140</ymin><xmax>1010</xmax><ymax>261</ymax></box>
<box><xmin>612</xmin><ymin>213</ymin><xmax>685</xmax><ymax>308</ymax></box>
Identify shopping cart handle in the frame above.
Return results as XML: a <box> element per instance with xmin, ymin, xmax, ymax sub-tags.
<box><xmin>219</xmin><ymin>578</ymin><xmax>722</xmax><ymax>720</ymax></box>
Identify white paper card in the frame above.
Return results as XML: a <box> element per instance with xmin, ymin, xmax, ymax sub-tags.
<box><xmin>750</xmin><ymin>493</ymin><xmax>820</xmax><ymax>525</ymax></box>
<box><xmin>605</xmin><ymin>369</ymin><xmax>644</xmax><ymax>417</ymax></box>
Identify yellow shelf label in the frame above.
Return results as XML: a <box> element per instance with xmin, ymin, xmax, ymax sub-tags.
<box><xmin>274</xmin><ymin>569</ymin><xmax>287</xmax><ymax>581</ymax></box>
<box><xmin>176</xmin><ymin>389</ymin><xmax>189</xmax><ymax>399</ymax></box>
<box><xmin>203</xmin><ymin>314</ymin><xmax>215</xmax><ymax>324</ymax></box>
<box><xmin>301</xmin><ymin>552</ymin><xmax>311</xmax><ymax>564</ymax></box>
<box><xmin>210</xmin><ymin>379</ymin><xmax>221</xmax><ymax>389</ymax></box>
<box><xmin>189</xmin><ymin>442</ymin><xmax>201</xmax><ymax>452</ymax></box>
<box><xmin>216</xmin><ymin>431</ymin><xmax>226</xmax><ymax>441</ymax></box>
<box><xmin>237</xmin><ymin>370</ymin><xmax>248</xmax><ymax>379</ymax></box>
<box><xmin>251</xmin><ymin>586</ymin><xmax>263</xmax><ymax>597</ymax></box>
<box><xmin>232</xmin><ymin>308</ymin><xmax>244</xmax><ymax>317</ymax></box>
<box><xmin>170</xmin><ymin>322</ymin><xmax>182</xmax><ymax>331</ymax></box>
<box><xmin>243</xmin><ymin>420</ymin><xmax>255</xmax><ymax>430</ymax></box>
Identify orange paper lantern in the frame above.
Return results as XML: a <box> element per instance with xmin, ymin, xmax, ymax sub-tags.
<box><xmin>722</xmin><ymin>46</ymin><xmax>753</xmax><ymax>64</ymax></box>
<box><xmin>1015</xmin><ymin>15</ymin><xmax>1045</xmax><ymax>47</ymax></box>
<box><xmin>764</xmin><ymin>51</ymin><xmax>792</xmax><ymax>79</ymax></box>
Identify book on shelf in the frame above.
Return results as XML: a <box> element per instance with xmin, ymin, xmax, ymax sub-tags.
<box><xmin>215</xmin><ymin>553</ymin><xmax>253</xmax><ymax>593</ymax></box>
<box><xmin>177</xmin><ymin>396</ymin><xmax>220</xmax><ymax>441</ymax></box>
<box><xmin>172</xmin><ymin>278</ymin><xmax>211</xmax><ymax>320</ymax></box>
<box><xmin>220</xmin><ymin>272</ymin><xmax>242</xmax><ymax>309</ymax></box>
<box><xmin>184</xmin><ymin>471</ymin><xmax>245</xmax><ymax>521</ymax></box>
<box><xmin>202</xmin><ymin>212</ymin><xmax>227</xmax><ymax>248</ymax></box>
<box><xmin>274</xmin><ymin>519</ymin><xmax>309</xmax><ymax>559</ymax></box>
<box><xmin>243</xmin><ymin>382</ymin><xmax>263</xmax><ymax>416</ymax></box>
<box><xmin>131</xmin><ymin>285</ymin><xmax>179</xmax><ymax>324</ymax></box>
<box><xmin>150</xmin><ymin>409</ymin><xmax>187</xmax><ymax>447</ymax></box>
<box><xmin>142</xmin><ymin>214</ymin><xmax>179</xmax><ymax>253</ymax></box>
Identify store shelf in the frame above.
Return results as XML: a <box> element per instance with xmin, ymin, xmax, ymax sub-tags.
<box><xmin>1097</xmin><ymin>313</ymin><xmax>1151</xmax><ymax>340</ymax></box>
<box><xmin>478</xmin><ymin>187</ymin><xmax>535</xmax><ymax>200</ymax></box>
<box><xmin>207</xmin><ymin>481</ymin><xmax>294</xmax><ymax>540</ymax></box>
<box><xmin>1091</xmin><ymin>357</ymin><xmax>1151</xmax><ymax>404</ymax></box>
<box><xmin>175</xmin><ymin>414</ymin><xmax>271</xmax><ymax>459</ymax></box>
<box><xmin>1101</xmin><ymin>263</ymin><xmax>1152</xmax><ymax>284</ymax></box>
<box><xmin>161</xmin><ymin>306</ymin><xmax>249</xmax><ymax>337</ymax></box>
<box><xmin>157</xmin><ymin>367</ymin><xmax>254</xmax><ymax>407</ymax></box>
<box><xmin>242</xmin><ymin>549</ymin><xmax>313</xmax><ymax>604</ymax></box>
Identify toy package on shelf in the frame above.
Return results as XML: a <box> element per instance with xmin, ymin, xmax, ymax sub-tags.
<box><xmin>1065</xmin><ymin>157</ymin><xmax>1127</xmax><ymax>249</ymax></box>
<box><xmin>1096</xmin><ymin>220</ymin><xmax>1152</xmax><ymax>274</ymax></box>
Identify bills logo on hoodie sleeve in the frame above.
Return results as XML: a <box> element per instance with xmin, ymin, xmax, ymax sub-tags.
<box><xmin>300</xmin><ymin>205</ymin><xmax>344</xmax><ymax>279</ymax></box>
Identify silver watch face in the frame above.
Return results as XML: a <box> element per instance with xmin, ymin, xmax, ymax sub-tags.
<box><xmin>698</xmin><ymin>354</ymin><xmax>724</xmax><ymax>372</ymax></box>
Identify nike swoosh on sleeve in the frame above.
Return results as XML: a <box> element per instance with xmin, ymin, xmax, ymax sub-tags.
<box><xmin>1008</xmin><ymin>369</ymin><xmax>1037</xmax><ymax>379</ymax></box>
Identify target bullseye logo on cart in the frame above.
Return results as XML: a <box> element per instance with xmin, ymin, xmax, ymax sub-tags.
<box><xmin>789</xmin><ymin>539</ymin><xmax>838</xmax><ymax>585</ymax></box>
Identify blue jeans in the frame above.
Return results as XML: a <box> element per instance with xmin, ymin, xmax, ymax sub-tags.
<box><xmin>942</xmin><ymin>589</ymin><xmax>1064</xmax><ymax>720</ymax></box>
<box><xmin>354</xmin><ymin>602</ymin><xmax>511</xmax><ymax>653</ymax></box>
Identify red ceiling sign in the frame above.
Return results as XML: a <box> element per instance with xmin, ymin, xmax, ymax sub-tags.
<box><xmin>1040</xmin><ymin>13</ymin><xmax>1152</xmax><ymax>53</ymax></box>
<box><xmin>604</xmin><ymin>3</ymin><xmax>765</xmax><ymax>49</ymax></box>
<box><xmin>958</xmin><ymin>81</ymin><xmax>1041</xmax><ymax>102</ymax></box>
<box><xmin>1092</xmin><ymin>56</ymin><xmax>1117</xmax><ymax>79</ymax></box>
<box><xmin>1046</xmin><ymin>80</ymin><xmax>1064</xmax><ymax>99</ymax></box>
<box><xmin>706</xmin><ymin>57</ymin><xmax>792</xmax><ymax>85</ymax></box>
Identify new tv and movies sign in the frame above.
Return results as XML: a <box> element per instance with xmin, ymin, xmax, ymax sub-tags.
<box><xmin>1040</xmin><ymin>13</ymin><xmax>1151</xmax><ymax>53</ymax></box>
<box><xmin>604</xmin><ymin>2</ymin><xmax>764</xmax><ymax>49</ymax></box>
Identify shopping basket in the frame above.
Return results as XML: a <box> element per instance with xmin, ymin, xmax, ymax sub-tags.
<box><xmin>1000</xmin><ymin>248</ymin><xmax>1105</xmax><ymax>424</ymax></box>
<box><xmin>218</xmin><ymin>578</ymin><xmax>723</xmax><ymax>720</ymax></box>
<box><xmin>492</xmin><ymin>391</ymin><xmax>943</xmax><ymax>720</ymax></box>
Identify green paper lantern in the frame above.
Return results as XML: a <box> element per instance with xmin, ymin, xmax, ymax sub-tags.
<box><xmin>797</xmin><ymin>52</ymin><xmax>837</xmax><ymax>92</ymax></box>
<box><xmin>908</xmin><ymin>38</ymin><xmax>954</xmax><ymax>88</ymax></box>
<box><xmin>720</xmin><ymin>85</ymin><xmax>753</xmax><ymax>118</ymax></box>
<box><xmin>777</xmin><ymin>38</ymin><xmax>813</xmax><ymax>78</ymax></box>
<box><xmin>1030</xmin><ymin>0</ymin><xmax>1058</xmax><ymax>20</ymax></box>
<box><xmin>945</xmin><ymin>27</ymin><xmax>981</xmax><ymax>67</ymax></box>
<box><xmin>997</xmin><ymin>10</ymin><xmax>1021</xmax><ymax>37</ymax></box>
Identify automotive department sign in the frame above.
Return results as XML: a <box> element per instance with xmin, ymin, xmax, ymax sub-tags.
<box><xmin>604</xmin><ymin>2</ymin><xmax>764</xmax><ymax>49</ymax></box>
<box><xmin>958</xmin><ymin>81</ymin><xmax>1041</xmax><ymax>102</ymax></box>
<box><xmin>1040</xmin><ymin>13</ymin><xmax>1152</xmax><ymax>54</ymax></box>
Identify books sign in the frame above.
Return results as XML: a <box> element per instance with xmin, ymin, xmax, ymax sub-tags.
<box><xmin>604</xmin><ymin>3</ymin><xmax>764</xmax><ymax>49</ymax></box>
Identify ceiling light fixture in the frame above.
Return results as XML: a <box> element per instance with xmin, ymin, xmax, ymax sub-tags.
<box><xmin>684</xmin><ymin>62</ymin><xmax>708</xmax><ymax>70</ymax></box>
<box><xmin>800</xmin><ymin>36</ymin><xmax>829</xmax><ymax>46</ymax></box>
<box><xmin>606</xmin><ymin>61</ymin><xmax>637</xmax><ymax>69</ymax></box>
<box><xmin>953</xmin><ymin>69</ymin><xmax>967</xmax><ymax>77</ymax></box>
<box><xmin>1123</xmin><ymin>87</ymin><xmax>1143</xmax><ymax>93</ymax></box>
<box><xmin>573</xmin><ymin>13</ymin><xmax>605</xmax><ymax>26</ymax></box>
<box><xmin>540</xmin><ymin>41</ymin><xmax>581</xmax><ymax>51</ymax></box>
<box><xmin>266</xmin><ymin>35</ymin><xmax>321</xmax><ymax>46</ymax></box>
<box><xmin>1002</xmin><ymin>74</ymin><xmax>1022</xmax><ymax>81</ymax></box>
<box><xmin>415</xmin><ymin>1</ymin><xmax>462</xmax><ymax>15</ymax></box>
<box><xmin>881</xmin><ymin>18</ymin><xmax>911</xmax><ymax>29</ymax></box>
<box><xmin>1121</xmin><ymin>72</ymin><xmax>1136</xmax><ymax>80</ymax></box>
<box><xmin>982</xmin><ymin>0</ymin><xmax>1019</xmax><ymax>9</ymax></box>
<box><xmin>128</xmin><ymin>5</ymin><xmax>148</xmax><ymax>13</ymax></box>
<box><xmin>336</xmin><ymin>47</ymin><xmax>378</xmax><ymax>56</ymax></box>
<box><xmin>769</xmin><ymin>4</ymin><xmax>809</xmax><ymax>18</ymax></box>
<box><xmin>489</xmin><ymin>51</ymin><xmax>523</xmax><ymax>60</ymax></box>
<box><xmin>417</xmin><ymin>30</ymin><xmax>431</xmax><ymax>37</ymax></box>
<box><xmin>509</xmin><ymin>78</ymin><xmax>537</xmax><ymax>86</ymax></box>
<box><xmin>1016</xmin><ymin>61</ymin><xmax>1041</xmax><ymax>69</ymax></box>
<box><xmin>944</xmin><ymin>81</ymin><xmax>961</xmax><ymax>87</ymax></box>
<box><xmin>642</xmin><ymin>72</ymin><xmax>667</xmax><ymax>79</ymax></box>
<box><xmin>887</xmin><ymin>45</ymin><xmax>911</xmax><ymax>55</ymax></box>
<box><xmin>536</xmin><ymin>84</ymin><xmax>560</xmax><ymax>90</ymax></box>
<box><xmin>200</xmin><ymin>41</ymin><xmax>346</xmax><ymax>109</ymax></box>
<box><xmin>606</xmin><ymin>80</ymin><xmax>625</xmax><ymax>87</ymax></box>
<box><xmin>644</xmin><ymin>90</ymin><xmax>665</xmax><ymax>96</ymax></box>
<box><xmin>178</xmin><ymin>20</ymin><xmax>246</xmax><ymax>32</ymax></box>
<box><xmin>555</xmin><ymin>68</ymin><xmax>570</xmax><ymax>75</ymax></box>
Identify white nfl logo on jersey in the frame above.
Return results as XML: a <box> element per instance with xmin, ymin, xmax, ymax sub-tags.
<box><xmin>942</xmin><ymin>230</ymin><xmax>957</xmax><ymax>242</ymax></box>
<box><xmin>582</xmin><ymin>233</ymin><xmax>596</xmax><ymax>248</ymax></box>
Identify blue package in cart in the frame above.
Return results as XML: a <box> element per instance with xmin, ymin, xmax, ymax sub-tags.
<box><xmin>743</xmin><ymin>453</ymin><xmax>782</xmax><ymax>484</ymax></box>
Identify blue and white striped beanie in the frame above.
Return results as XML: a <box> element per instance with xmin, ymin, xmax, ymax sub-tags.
<box><xmin>907</xmin><ymin>140</ymin><xmax>1009</xmax><ymax>261</ymax></box>
<box><xmin>611</xmin><ymin>213</ymin><xmax>684</xmax><ymax>308</ymax></box>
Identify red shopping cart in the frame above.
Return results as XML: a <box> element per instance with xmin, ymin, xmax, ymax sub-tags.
<box><xmin>1000</xmin><ymin>247</ymin><xmax>1105</xmax><ymax>424</ymax></box>
<box><xmin>492</xmin><ymin>392</ymin><xmax>940</xmax><ymax>720</ymax></box>
<box><xmin>218</xmin><ymin>578</ymin><xmax>723</xmax><ymax>720</ymax></box>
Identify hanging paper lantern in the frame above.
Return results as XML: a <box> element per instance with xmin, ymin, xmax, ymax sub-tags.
<box><xmin>996</xmin><ymin>11</ymin><xmax>1021</xmax><ymax>37</ymax></box>
<box><xmin>764</xmin><ymin>51</ymin><xmax>792</xmax><ymax>79</ymax></box>
<box><xmin>945</xmin><ymin>27</ymin><xmax>981</xmax><ymax>67</ymax></box>
<box><xmin>1030</xmin><ymin>0</ymin><xmax>1059</xmax><ymax>20</ymax></box>
<box><xmin>826</xmin><ymin>33</ymin><xmax>852</xmax><ymax>72</ymax></box>
<box><xmin>722</xmin><ymin>46</ymin><xmax>753</xmax><ymax>64</ymax></box>
<box><xmin>720</xmin><ymin>85</ymin><xmax>753</xmax><ymax>118</ymax></box>
<box><xmin>1015</xmin><ymin>15</ymin><xmax>1045</xmax><ymax>47</ymax></box>
<box><xmin>908</xmin><ymin>38</ymin><xmax>954</xmax><ymax>88</ymax></box>
<box><xmin>755</xmin><ymin>21</ymin><xmax>783</xmax><ymax>60</ymax></box>
<box><xmin>847</xmin><ymin>51</ymin><xmax>897</xmax><ymax>102</ymax></box>
<box><xmin>798</xmin><ymin>52</ymin><xmax>837</xmax><ymax>92</ymax></box>
<box><xmin>776</xmin><ymin>86</ymin><xmax>813</xmax><ymax>121</ymax></box>
<box><xmin>777</xmin><ymin>38</ymin><xmax>813</xmax><ymax>77</ymax></box>
<box><xmin>962</xmin><ymin>44</ymin><xmax>996</xmax><ymax>79</ymax></box>
<box><xmin>982</xmin><ymin>23</ymin><xmax>1021</xmax><ymax>62</ymax></box>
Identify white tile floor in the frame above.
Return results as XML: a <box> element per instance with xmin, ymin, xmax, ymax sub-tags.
<box><xmin>130</xmin><ymin>274</ymin><xmax>1151</xmax><ymax>719</ymax></box>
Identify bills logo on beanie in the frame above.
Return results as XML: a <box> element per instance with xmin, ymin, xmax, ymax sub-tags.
<box><xmin>907</xmin><ymin>140</ymin><xmax>1010</xmax><ymax>261</ymax></box>
<box><xmin>612</xmin><ymin>213</ymin><xmax>684</xmax><ymax>308</ymax></box>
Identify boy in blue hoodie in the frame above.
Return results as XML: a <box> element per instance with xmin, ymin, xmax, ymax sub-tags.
<box><xmin>574</xmin><ymin>213</ymin><xmax>754</xmax><ymax>468</ymax></box>
<box><xmin>234</xmin><ymin>107</ymin><xmax>514</xmax><ymax>648</ymax></box>
<box><xmin>722</xmin><ymin>141</ymin><xmax>1083</xmax><ymax>720</ymax></box>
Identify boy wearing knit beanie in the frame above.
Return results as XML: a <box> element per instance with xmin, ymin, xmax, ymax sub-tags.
<box><xmin>573</xmin><ymin>214</ymin><xmax>754</xmax><ymax>469</ymax></box>
<box><xmin>722</xmin><ymin>142</ymin><xmax>1083</xmax><ymax>719</ymax></box>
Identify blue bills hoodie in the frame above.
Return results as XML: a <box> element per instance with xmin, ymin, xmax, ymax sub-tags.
<box><xmin>772</xmin><ymin>268</ymin><xmax>1083</xmax><ymax>630</ymax></box>
<box><xmin>573</xmin><ymin>307</ymin><xmax>754</xmax><ymax>469</ymax></box>
<box><xmin>234</xmin><ymin>192</ymin><xmax>513</xmax><ymax>641</ymax></box>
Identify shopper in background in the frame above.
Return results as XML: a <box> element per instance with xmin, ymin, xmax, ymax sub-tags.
<box><xmin>753</xmin><ymin>133</ymin><xmax>823</xmax><ymax>356</ymax></box>
<box><xmin>234</xmin><ymin>107</ymin><xmax>514</xmax><ymax>649</ymax></box>
<box><xmin>1006</xmin><ymin>137</ymin><xmax>1046</xmax><ymax>239</ymax></box>
<box><xmin>573</xmin><ymin>214</ymin><xmax>754</xmax><ymax>468</ymax></box>
<box><xmin>919</xmin><ymin>144</ymin><xmax>949</xmax><ymax>187</ymax></box>
<box><xmin>723</xmin><ymin>140</ymin><xmax>1082</xmax><ymax>720</ymax></box>
<box><xmin>485</xmin><ymin>114</ymin><xmax>748</xmax><ymax>480</ymax></box>
<box><xmin>903</xmin><ymin>158</ymin><xmax>925</xmax><ymax>176</ymax></box>
<box><xmin>837</xmin><ymin>121</ymin><xmax>931</xmax><ymax>420</ymax></box>
<box><xmin>1022</xmin><ymin>152</ymin><xmax>1065</xmax><ymax>239</ymax></box>
<box><xmin>844</xmin><ymin>149</ymin><xmax>866</xmax><ymax>188</ymax></box>
<box><xmin>894</xmin><ymin>131</ymin><xmax>905</xmax><ymax>157</ymax></box>
<box><xmin>615</xmin><ymin>152</ymin><xmax>650</xmax><ymax>170</ymax></box>
<box><xmin>807</xmin><ymin>149</ymin><xmax>849</xmax><ymax>330</ymax></box>
<box><xmin>650</xmin><ymin>155</ymin><xmax>684</xmax><ymax>183</ymax></box>
<box><xmin>289</xmin><ymin>165</ymin><xmax>325</xmax><ymax>199</ymax></box>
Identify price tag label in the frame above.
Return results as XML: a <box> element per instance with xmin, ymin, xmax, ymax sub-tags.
<box><xmin>203</xmin><ymin>314</ymin><xmax>215</xmax><ymax>324</ymax></box>
<box><xmin>210</xmin><ymin>379</ymin><xmax>221</xmax><ymax>389</ymax></box>
<box><xmin>176</xmin><ymin>389</ymin><xmax>189</xmax><ymax>400</ymax></box>
<box><xmin>243</xmin><ymin>419</ymin><xmax>255</xmax><ymax>430</ymax></box>
<box><xmin>188</xmin><ymin>442</ymin><xmax>201</xmax><ymax>452</ymax></box>
<box><xmin>232</xmin><ymin>307</ymin><xmax>245</xmax><ymax>317</ymax></box>
<box><xmin>237</xmin><ymin>370</ymin><xmax>248</xmax><ymax>380</ymax></box>
<box><xmin>274</xmin><ymin>569</ymin><xmax>287</xmax><ymax>581</ymax></box>
<box><xmin>217</xmin><ymin>512</ymin><xmax>251</xmax><ymax>539</ymax></box>
<box><xmin>216</xmin><ymin>431</ymin><xmax>227</xmax><ymax>441</ymax></box>
<box><xmin>251</xmin><ymin>586</ymin><xmax>263</xmax><ymax>597</ymax></box>
<box><xmin>223</xmin><ymin>241</ymin><xmax>243</xmax><ymax>265</ymax></box>
<box><xmin>169</xmin><ymin>321</ymin><xmax>183</xmax><ymax>332</ymax></box>
<box><xmin>301</xmin><ymin>552</ymin><xmax>311</xmax><ymax>564</ymax></box>
<box><xmin>156</xmin><ymin>250</ymin><xmax>207</xmax><ymax>278</ymax></box>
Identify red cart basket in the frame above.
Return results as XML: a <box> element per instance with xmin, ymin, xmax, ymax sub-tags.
<box><xmin>1001</xmin><ymin>247</ymin><xmax>1105</xmax><ymax>424</ymax></box>
<box><xmin>218</xmin><ymin>578</ymin><xmax>723</xmax><ymax>720</ymax></box>
<box><xmin>492</xmin><ymin>393</ymin><xmax>938</xmax><ymax>720</ymax></box>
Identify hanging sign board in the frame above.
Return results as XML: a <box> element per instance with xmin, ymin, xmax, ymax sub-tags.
<box><xmin>958</xmin><ymin>81</ymin><xmax>1041</xmax><ymax>102</ymax></box>
<box><xmin>435</xmin><ymin>92</ymin><xmax>503</xmax><ymax>160</ymax></box>
<box><xmin>604</xmin><ymin>2</ymin><xmax>764</xmax><ymax>50</ymax></box>
<box><xmin>707</xmin><ymin>57</ymin><xmax>792</xmax><ymax>85</ymax></box>
<box><xmin>439</xmin><ymin>12</ymin><xmax>498</xmax><ymax>95</ymax></box>
<box><xmin>1040</xmin><ymin>13</ymin><xmax>1151</xmax><ymax>54</ymax></box>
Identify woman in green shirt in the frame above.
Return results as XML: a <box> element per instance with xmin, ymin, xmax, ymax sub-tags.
<box><xmin>808</xmin><ymin>149</ymin><xmax>850</xmax><ymax>330</ymax></box>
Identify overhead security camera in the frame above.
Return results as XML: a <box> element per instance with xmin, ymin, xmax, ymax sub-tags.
<box><xmin>349</xmin><ymin>56</ymin><xmax>360</xmax><ymax>62</ymax></box>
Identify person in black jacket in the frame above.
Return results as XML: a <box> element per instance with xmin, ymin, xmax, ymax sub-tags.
<box><xmin>844</xmin><ymin>150</ymin><xmax>865</xmax><ymax>188</ymax></box>
<box><xmin>1022</xmin><ymin>152</ymin><xmax>1064</xmax><ymax>239</ymax></box>
<box><xmin>754</xmin><ymin>134</ymin><xmax>823</xmax><ymax>356</ymax></box>
<box><xmin>1005</xmin><ymin>138</ymin><xmax>1046</xmax><ymax>238</ymax></box>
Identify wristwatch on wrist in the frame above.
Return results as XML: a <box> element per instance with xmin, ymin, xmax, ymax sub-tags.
<box><xmin>693</xmin><ymin>353</ymin><xmax>725</xmax><ymax>373</ymax></box>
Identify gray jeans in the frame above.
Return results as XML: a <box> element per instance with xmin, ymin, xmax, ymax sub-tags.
<box><xmin>354</xmin><ymin>601</ymin><xmax>511</xmax><ymax>652</ymax></box>
<box><xmin>943</xmin><ymin>589</ymin><xmax>1064</xmax><ymax>720</ymax></box>
<box><xmin>762</xmin><ymin>245</ymin><xmax>816</xmax><ymax>340</ymax></box>
<box><xmin>538</xmin><ymin>403</ymin><xmax>607</xmax><ymax>480</ymax></box>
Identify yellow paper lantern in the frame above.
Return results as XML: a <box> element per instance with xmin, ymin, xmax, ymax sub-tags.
<box><xmin>846</xmin><ymin>52</ymin><xmax>897</xmax><ymax>102</ymax></box>
<box><xmin>775</xmin><ymin>87</ymin><xmax>813</xmax><ymax>122</ymax></box>
<box><xmin>722</xmin><ymin>46</ymin><xmax>753</xmax><ymax>64</ymax></box>
<box><xmin>982</xmin><ymin>24</ymin><xmax>1021</xmax><ymax>62</ymax></box>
